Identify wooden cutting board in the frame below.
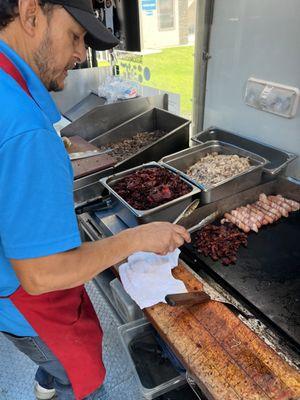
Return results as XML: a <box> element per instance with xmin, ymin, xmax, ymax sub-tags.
<box><xmin>67</xmin><ymin>135</ymin><xmax>116</xmax><ymax>179</ymax></box>
<box><xmin>143</xmin><ymin>263</ymin><xmax>300</xmax><ymax>399</ymax></box>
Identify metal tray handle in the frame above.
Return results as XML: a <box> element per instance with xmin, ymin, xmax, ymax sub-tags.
<box><xmin>268</xmin><ymin>152</ymin><xmax>298</xmax><ymax>176</ymax></box>
<box><xmin>287</xmin><ymin>176</ymin><xmax>300</xmax><ymax>185</ymax></box>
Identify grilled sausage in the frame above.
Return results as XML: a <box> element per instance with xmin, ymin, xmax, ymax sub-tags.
<box><xmin>231</xmin><ymin>210</ymin><xmax>257</xmax><ymax>231</ymax></box>
<box><xmin>268</xmin><ymin>195</ymin><xmax>292</xmax><ymax>212</ymax></box>
<box><xmin>266</xmin><ymin>200</ymin><xmax>289</xmax><ymax>217</ymax></box>
<box><xmin>277</xmin><ymin>195</ymin><xmax>300</xmax><ymax>211</ymax></box>
<box><xmin>258</xmin><ymin>194</ymin><xmax>288</xmax><ymax>217</ymax></box>
<box><xmin>238</xmin><ymin>207</ymin><xmax>262</xmax><ymax>227</ymax></box>
<box><xmin>252</xmin><ymin>204</ymin><xmax>276</xmax><ymax>223</ymax></box>
<box><xmin>256</xmin><ymin>200</ymin><xmax>282</xmax><ymax>219</ymax></box>
<box><xmin>224</xmin><ymin>213</ymin><xmax>251</xmax><ymax>233</ymax></box>
<box><xmin>247</xmin><ymin>205</ymin><xmax>268</xmax><ymax>224</ymax></box>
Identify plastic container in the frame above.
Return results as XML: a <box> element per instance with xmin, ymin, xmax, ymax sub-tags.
<box><xmin>110</xmin><ymin>278</ymin><xmax>144</xmax><ymax>322</ymax></box>
<box><xmin>118</xmin><ymin>318</ymin><xmax>186</xmax><ymax>399</ymax></box>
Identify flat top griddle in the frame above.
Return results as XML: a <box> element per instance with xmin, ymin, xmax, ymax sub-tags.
<box><xmin>182</xmin><ymin>210</ymin><xmax>300</xmax><ymax>351</ymax></box>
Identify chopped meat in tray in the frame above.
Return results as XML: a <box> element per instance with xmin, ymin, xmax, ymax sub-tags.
<box><xmin>98</xmin><ymin>130</ymin><xmax>166</xmax><ymax>163</ymax></box>
<box><xmin>112</xmin><ymin>167</ymin><xmax>191</xmax><ymax>210</ymax></box>
<box><xmin>186</xmin><ymin>152</ymin><xmax>252</xmax><ymax>187</ymax></box>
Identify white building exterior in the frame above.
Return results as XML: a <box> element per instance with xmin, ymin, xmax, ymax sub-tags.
<box><xmin>139</xmin><ymin>0</ymin><xmax>193</xmax><ymax>50</ymax></box>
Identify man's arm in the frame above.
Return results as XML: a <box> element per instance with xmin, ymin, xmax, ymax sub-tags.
<box><xmin>10</xmin><ymin>222</ymin><xmax>190</xmax><ymax>295</ymax></box>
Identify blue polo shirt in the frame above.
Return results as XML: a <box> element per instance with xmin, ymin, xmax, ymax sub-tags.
<box><xmin>0</xmin><ymin>40</ymin><xmax>81</xmax><ymax>336</ymax></box>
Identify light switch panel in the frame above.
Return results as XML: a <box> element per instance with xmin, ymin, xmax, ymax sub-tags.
<box><xmin>245</xmin><ymin>77</ymin><xmax>299</xmax><ymax>118</ymax></box>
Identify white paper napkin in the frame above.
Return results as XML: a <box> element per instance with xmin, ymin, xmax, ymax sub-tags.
<box><xmin>119</xmin><ymin>249</ymin><xmax>187</xmax><ymax>309</ymax></box>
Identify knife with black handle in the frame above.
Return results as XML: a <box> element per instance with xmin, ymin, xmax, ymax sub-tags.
<box><xmin>165</xmin><ymin>291</ymin><xmax>211</xmax><ymax>307</ymax></box>
<box><xmin>165</xmin><ymin>291</ymin><xmax>253</xmax><ymax>320</ymax></box>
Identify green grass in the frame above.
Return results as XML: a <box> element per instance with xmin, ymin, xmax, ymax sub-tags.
<box><xmin>98</xmin><ymin>60</ymin><xmax>110</xmax><ymax>67</ymax></box>
<box><xmin>116</xmin><ymin>46</ymin><xmax>195</xmax><ymax>118</ymax></box>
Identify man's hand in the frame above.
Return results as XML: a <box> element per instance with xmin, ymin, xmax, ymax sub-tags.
<box><xmin>130</xmin><ymin>222</ymin><xmax>191</xmax><ymax>255</ymax></box>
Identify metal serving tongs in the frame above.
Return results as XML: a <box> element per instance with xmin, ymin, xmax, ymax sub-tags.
<box><xmin>173</xmin><ymin>199</ymin><xmax>219</xmax><ymax>233</ymax></box>
<box><xmin>187</xmin><ymin>210</ymin><xmax>220</xmax><ymax>234</ymax></box>
<box><xmin>173</xmin><ymin>199</ymin><xmax>200</xmax><ymax>224</ymax></box>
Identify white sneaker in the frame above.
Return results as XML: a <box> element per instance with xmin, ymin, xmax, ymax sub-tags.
<box><xmin>34</xmin><ymin>381</ymin><xmax>56</xmax><ymax>400</ymax></box>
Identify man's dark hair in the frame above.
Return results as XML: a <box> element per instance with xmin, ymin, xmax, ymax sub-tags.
<box><xmin>0</xmin><ymin>0</ymin><xmax>55</xmax><ymax>30</ymax></box>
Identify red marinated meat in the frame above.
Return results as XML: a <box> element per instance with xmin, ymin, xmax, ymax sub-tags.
<box><xmin>192</xmin><ymin>223</ymin><xmax>248</xmax><ymax>265</ymax></box>
<box><xmin>113</xmin><ymin>167</ymin><xmax>191</xmax><ymax>210</ymax></box>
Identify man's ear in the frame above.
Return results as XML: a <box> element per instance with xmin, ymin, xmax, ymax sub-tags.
<box><xmin>18</xmin><ymin>0</ymin><xmax>41</xmax><ymax>36</ymax></box>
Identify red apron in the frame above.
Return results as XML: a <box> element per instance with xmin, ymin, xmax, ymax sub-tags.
<box><xmin>0</xmin><ymin>52</ymin><xmax>106</xmax><ymax>400</ymax></box>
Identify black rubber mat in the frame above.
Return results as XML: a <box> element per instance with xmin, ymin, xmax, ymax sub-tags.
<box><xmin>182</xmin><ymin>211</ymin><xmax>300</xmax><ymax>351</ymax></box>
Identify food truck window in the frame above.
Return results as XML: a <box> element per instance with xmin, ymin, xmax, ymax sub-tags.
<box><xmin>112</xmin><ymin>0</ymin><xmax>197</xmax><ymax>120</ymax></box>
<box><xmin>158</xmin><ymin>0</ymin><xmax>175</xmax><ymax>30</ymax></box>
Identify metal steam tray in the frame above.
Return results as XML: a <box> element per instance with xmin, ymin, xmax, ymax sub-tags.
<box><xmin>160</xmin><ymin>140</ymin><xmax>268</xmax><ymax>203</ymax></box>
<box><xmin>90</xmin><ymin>107</ymin><xmax>190</xmax><ymax>174</ymax></box>
<box><xmin>100</xmin><ymin>162</ymin><xmax>201</xmax><ymax>226</ymax></box>
<box><xmin>192</xmin><ymin>127</ymin><xmax>297</xmax><ymax>176</ymax></box>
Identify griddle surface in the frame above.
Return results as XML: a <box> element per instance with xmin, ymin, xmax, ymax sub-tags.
<box><xmin>184</xmin><ymin>211</ymin><xmax>300</xmax><ymax>348</ymax></box>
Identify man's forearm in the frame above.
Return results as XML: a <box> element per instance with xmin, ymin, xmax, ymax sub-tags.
<box><xmin>11</xmin><ymin>222</ymin><xmax>190</xmax><ymax>295</ymax></box>
<box><xmin>12</xmin><ymin>229</ymin><xmax>138</xmax><ymax>295</ymax></box>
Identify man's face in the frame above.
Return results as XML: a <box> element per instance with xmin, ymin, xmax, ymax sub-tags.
<box><xmin>33</xmin><ymin>7</ymin><xmax>87</xmax><ymax>91</ymax></box>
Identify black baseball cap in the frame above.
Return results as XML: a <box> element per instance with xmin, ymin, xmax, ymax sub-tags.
<box><xmin>48</xmin><ymin>0</ymin><xmax>119</xmax><ymax>50</ymax></box>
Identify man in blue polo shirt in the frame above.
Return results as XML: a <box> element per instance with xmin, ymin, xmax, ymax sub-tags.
<box><xmin>0</xmin><ymin>0</ymin><xmax>191</xmax><ymax>398</ymax></box>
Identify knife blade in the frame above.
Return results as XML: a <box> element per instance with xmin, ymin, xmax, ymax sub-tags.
<box><xmin>69</xmin><ymin>149</ymin><xmax>112</xmax><ymax>161</ymax></box>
